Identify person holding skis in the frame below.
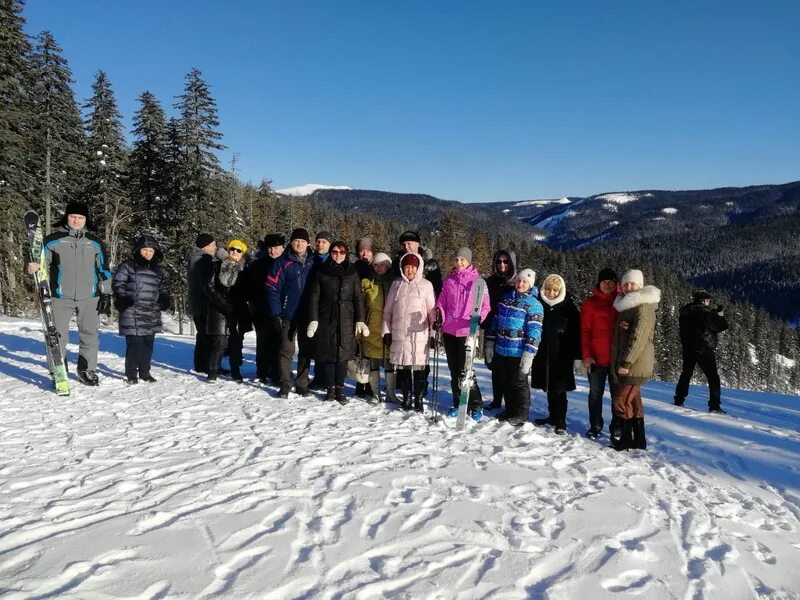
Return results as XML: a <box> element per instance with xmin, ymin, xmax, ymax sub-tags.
<box><xmin>112</xmin><ymin>235</ymin><xmax>171</xmax><ymax>384</ymax></box>
<box><xmin>27</xmin><ymin>201</ymin><xmax>113</xmax><ymax>386</ymax></box>
<box><xmin>580</xmin><ymin>268</ymin><xmax>619</xmax><ymax>438</ymax></box>
<box><xmin>484</xmin><ymin>268</ymin><xmax>543</xmax><ymax>426</ymax></box>
<box><xmin>306</xmin><ymin>241</ymin><xmax>367</xmax><ymax>405</ymax></box>
<box><xmin>267</xmin><ymin>228</ymin><xmax>316</xmax><ymax>397</ymax></box>
<box><xmin>674</xmin><ymin>290</ymin><xmax>729</xmax><ymax>413</ymax></box>
<box><xmin>436</xmin><ymin>247</ymin><xmax>491</xmax><ymax>421</ymax></box>
<box><xmin>530</xmin><ymin>274</ymin><xmax>582</xmax><ymax>435</ymax></box>
<box><xmin>484</xmin><ymin>249</ymin><xmax>517</xmax><ymax>410</ymax></box>
<box><xmin>360</xmin><ymin>252</ymin><xmax>396</xmax><ymax>404</ymax></box>
<box><xmin>610</xmin><ymin>269</ymin><xmax>661</xmax><ymax>451</ymax></box>
<box><xmin>382</xmin><ymin>253</ymin><xmax>437</xmax><ymax>412</ymax></box>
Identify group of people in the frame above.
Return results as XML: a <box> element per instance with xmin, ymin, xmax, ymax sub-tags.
<box><xmin>28</xmin><ymin>202</ymin><xmax>729</xmax><ymax>453</ymax></box>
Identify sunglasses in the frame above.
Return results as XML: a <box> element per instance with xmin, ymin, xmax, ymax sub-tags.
<box><xmin>228</xmin><ymin>247</ymin><xmax>243</xmax><ymax>254</ymax></box>
<box><xmin>330</xmin><ymin>250</ymin><xmax>347</xmax><ymax>255</ymax></box>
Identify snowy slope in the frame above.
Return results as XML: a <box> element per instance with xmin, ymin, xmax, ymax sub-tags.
<box><xmin>275</xmin><ymin>184</ymin><xmax>352</xmax><ymax>196</ymax></box>
<box><xmin>0</xmin><ymin>317</ymin><xmax>798</xmax><ymax>598</ymax></box>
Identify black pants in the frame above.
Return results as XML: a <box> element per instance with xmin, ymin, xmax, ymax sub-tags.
<box><xmin>492</xmin><ymin>354</ymin><xmax>529</xmax><ymax>419</ymax></box>
<box><xmin>254</xmin><ymin>316</ymin><xmax>282</xmax><ymax>381</ymax></box>
<box><xmin>320</xmin><ymin>361</ymin><xmax>347</xmax><ymax>387</ymax></box>
<box><xmin>490</xmin><ymin>367</ymin><xmax>506</xmax><ymax>408</ymax></box>
<box><xmin>545</xmin><ymin>390</ymin><xmax>568</xmax><ymax>427</ymax></box>
<box><xmin>279</xmin><ymin>320</ymin><xmax>313</xmax><ymax>388</ymax></box>
<box><xmin>227</xmin><ymin>324</ymin><xmax>244</xmax><ymax>372</ymax></box>
<box><xmin>208</xmin><ymin>334</ymin><xmax>228</xmax><ymax>375</ymax></box>
<box><xmin>398</xmin><ymin>367</ymin><xmax>427</xmax><ymax>398</ymax></box>
<box><xmin>192</xmin><ymin>314</ymin><xmax>211</xmax><ymax>373</ymax></box>
<box><xmin>675</xmin><ymin>350</ymin><xmax>722</xmax><ymax>409</ymax></box>
<box><xmin>443</xmin><ymin>333</ymin><xmax>483</xmax><ymax>410</ymax></box>
<box><xmin>125</xmin><ymin>334</ymin><xmax>154</xmax><ymax>379</ymax></box>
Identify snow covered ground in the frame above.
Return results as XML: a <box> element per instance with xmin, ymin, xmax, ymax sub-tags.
<box><xmin>1</xmin><ymin>317</ymin><xmax>798</xmax><ymax>599</ymax></box>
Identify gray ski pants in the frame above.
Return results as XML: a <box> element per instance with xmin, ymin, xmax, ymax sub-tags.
<box><xmin>52</xmin><ymin>297</ymin><xmax>100</xmax><ymax>371</ymax></box>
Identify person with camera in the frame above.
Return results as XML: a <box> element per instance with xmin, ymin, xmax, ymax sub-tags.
<box><xmin>674</xmin><ymin>290</ymin><xmax>729</xmax><ymax>413</ymax></box>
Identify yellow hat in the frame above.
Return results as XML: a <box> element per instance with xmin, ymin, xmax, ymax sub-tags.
<box><xmin>227</xmin><ymin>239</ymin><xmax>248</xmax><ymax>253</ymax></box>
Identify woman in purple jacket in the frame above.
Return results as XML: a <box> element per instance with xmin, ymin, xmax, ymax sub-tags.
<box><xmin>436</xmin><ymin>247</ymin><xmax>491</xmax><ymax>421</ymax></box>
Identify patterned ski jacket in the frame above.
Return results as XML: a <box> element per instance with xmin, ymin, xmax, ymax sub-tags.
<box><xmin>486</xmin><ymin>288</ymin><xmax>544</xmax><ymax>358</ymax></box>
<box><xmin>40</xmin><ymin>226</ymin><xmax>112</xmax><ymax>301</ymax></box>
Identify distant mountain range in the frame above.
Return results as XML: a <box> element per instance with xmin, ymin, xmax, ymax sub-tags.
<box><xmin>280</xmin><ymin>181</ymin><xmax>800</xmax><ymax>324</ymax></box>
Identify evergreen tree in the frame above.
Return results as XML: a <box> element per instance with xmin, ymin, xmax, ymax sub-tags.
<box><xmin>174</xmin><ymin>68</ymin><xmax>226</xmax><ymax>235</ymax></box>
<box><xmin>29</xmin><ymin>30</ymin><xmax>85</xmax><ymax>232</ymax></box>
<box><xmin>83</xmin><ymin>70</ymin><xmax>128</xmax><ymax>265</ymax></box>
<box><xmin>0</xmin><ymin>0</ymin><xmax>35</xmax><ymax>312</ymax></box>
<box><xmin>129</xmin><ymin>91</ymin><xmax>169</xmax><ymax>234</ymax></box>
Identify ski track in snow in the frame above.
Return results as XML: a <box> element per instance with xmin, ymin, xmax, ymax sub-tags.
<box><xmin>0</xmin><ymin>319</ymin><xmax>798</xmax><ymax>598</ymax></box>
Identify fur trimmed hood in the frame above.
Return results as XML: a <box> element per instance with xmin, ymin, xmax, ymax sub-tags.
<box><xmin>613</xmin><ymin>285</ymin><xmax>661</xmax><ymax>312</ymax></box>
<box><xmin>540</xmin><ymin>274</ymin><xmax>567</xmax><ymax>307</ymax></box>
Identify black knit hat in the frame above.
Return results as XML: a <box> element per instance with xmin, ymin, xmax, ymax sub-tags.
<box><xmin>693</xmin><ymin>289</ymin><xmax>713</xmax><ymax>302</ymax></box>
<box><xmin>195</xmin><ymin>233</ymin><xmax>215</xmax><ymax>248</ymax></box>
<box><xmin>290</xmin><ymin>228</ymin><xmax>310</xmax><ymax>242</ymax></box>
<box><xmin>597</xmin><ymin>267</ymin><xmax>618</xmax><ymax>284</ymax></box>
<box><xmin>315</xmin><ymin>230</ymin><xmax>333</xmax><ymax>242</ymax></box>
<box><xmin>263</xmin><ymin>233</ymin><xmax>286</xmax><ymax>248</ymax></box>
<box><xmin>64</xmin><ymin>201</ymin><xmax>89</xmax><ymax>218</ymax></box>
<box><xmin>399</xmin><ymin>230</ymin><xmax>421</xmax><ymax>243</ymax></box>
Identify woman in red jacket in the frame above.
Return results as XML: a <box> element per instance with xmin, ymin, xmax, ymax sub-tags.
<box><xmin>580</xmin><ymin>268</ymin><xmax>618</xmax><ymax>438</ymax></box>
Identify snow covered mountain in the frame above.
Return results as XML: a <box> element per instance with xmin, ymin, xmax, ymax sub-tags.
<box><xmin>1</xmin><ymin>316</ymin><xmax>798</xmax><ymax>597</ymax></box>
<box><xmin>275</xmin><ymin>183</ymin><xmax>352</xmax><ymax>196</ymax></box>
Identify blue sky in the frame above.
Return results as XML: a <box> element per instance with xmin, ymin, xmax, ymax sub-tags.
<box><xmin>23</xmin><ymin>0</ymin><xmax>800</xmax><ymax>202</ymax></box>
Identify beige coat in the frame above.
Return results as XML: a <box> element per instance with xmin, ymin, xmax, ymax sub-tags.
<box><xmin>610</xmin><ymin>285</ymin><xmax>661</xmax><ymax>386</ymax></box>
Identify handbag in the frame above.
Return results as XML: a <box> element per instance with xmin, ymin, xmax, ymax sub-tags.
<box><xmin>347</xmin><ymin>344</ymin><xmax>370</xmax><ymax>384</ymax></box>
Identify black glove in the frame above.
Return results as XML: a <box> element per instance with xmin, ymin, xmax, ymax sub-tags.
<box><xmin>432</xmin><ymin>308</ymin><xmax>443</xmax><ymax>331</ymax></box>
<box><xmin>158</xmin><ymin>293</ymin><xmax>171</xmax><ymax>311</ymax></box>
<box><xmin>383</xmin><ymin>333</ymin><xmax>392</xmax><ymax>347</ymax></box>
<box><xmin>97</xmin><ymin>294</ymin><xmax>112</xmax><ymax>316</ymax></box>
<box><xmin>271</xmin><ymin>316</ymin><xmax>284</xmax><ymax>331</ymax></box>
<box><xmin>114</xmin><ymin>295</ymin><xmax>133</xmax><ymax>311</ymax></box>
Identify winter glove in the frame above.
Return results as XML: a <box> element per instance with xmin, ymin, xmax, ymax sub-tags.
<box><xmin>432</xmin><ymin>308</ymin><xmax>443</xmax><ymax>331</ymax></box>
<box><xmin>355</xmin><ymin>322</ymin><xmax>370</xmax><ymax>338</ymax></box>
<box><xmin>306</xmin><ymin>321</ymin><xmax>319</xmax><ymax>338</ymax></box>
<box><xmin>383</xmin><ymin>333</ymin><xmax>392</xmax><ymax>348</ymax></box>
<box><xmin>114</xmin><ymin>295</ymin><xmax>134</xmax><ymax>311</ymax></box>
<box><xmin>271</xmin><ymin>316</ymin><xmax>284</xmax><ymax>332</ymax></box>
<box><xmin>157</xmin><ymin>293</ymin><xmax>171</xmax><ymax>311</ymax></box>
<box><xmin>97</xmin><ymin>294</ymin><xmax>112</xmax><ymax>317</ymax></box>
<box><xmin>484</xmin><ymin>339</ymin><xmax>495</xmax><ymax>367</ymax></box>
<box><xmin>429</xmin><ymin>336</ymin><xmax>437</xmax><ymax>349</ymax></box>
<box><xmin>519</xmin><ymin>352</ymin><xmax>534</xmax><ymax>376</ymax></box>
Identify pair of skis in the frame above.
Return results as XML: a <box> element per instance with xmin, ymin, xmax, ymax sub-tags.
<box><xmin>454</xmin><ymin>277</ymin><xmax>486</xmax><ymax>431</ymax></box>
<box><xmin>24</xmin><ymin>210</ymin><xmax>70</xmax><ymax>396</ymax></box>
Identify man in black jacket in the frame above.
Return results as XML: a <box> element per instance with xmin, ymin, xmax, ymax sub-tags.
<box><xmin>187</xmin><ymin>233</ymin><xmax>217</xmax><ymax>373</ymax></box>
<box><xmin>674</xmin><ymin>290</ymin><xmax>729</xmax><ymax>413</ymax></box>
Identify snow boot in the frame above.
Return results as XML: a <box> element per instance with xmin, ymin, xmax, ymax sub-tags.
<box><xmin>231</xmin><ymin>367</ymin><xmax>243</xmax><ymax>382</ymax></box>
<box><xmin>325</xmin><ymin>386</ymin><xmax>336</xmax><ymax>401</ymax></box>
<box><xmin>632</xmin><ymin>417</ymin><xmax>647</xmax><ymax>450</ymax></box>
<box><xmin>367</xmin><ymin>370</ymin><xmax>381</xmax><ymax>405</ymax></box>
<box><xmin>384</xmin><ymin>371</ymin><xmax>400</xmax><ymax>404</ymax></box>
<box><xmin>207</xmin><ymin>370</ymin><xmax>218</xmax><ymax>384</ymax></box>
<box><xmin>78</xmin><ymin>369</ymin><xmax>99</xmax><ymax>386</ymax></box>
<box><xmin>335</xmin><ymin>386</ymin><xmax>349</xmax><ymax>406</ymax></box>
<box><xmin>140</xmin><ymin>373</ymin><xmax>157</xmax><ymax>383</ymax></box>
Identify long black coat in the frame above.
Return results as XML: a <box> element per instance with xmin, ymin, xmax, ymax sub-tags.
<box><xmin>308</xmin><ymin>260</ymin><xmax>364</xmax><ymax>362</ymax></box>
<box><xmin>531</xmin><ymin>293</ymin><xmax>581</xmax><ymax>392</ymax></box>
<box><xmin>112</xmin><ymin>238</ymin><xmax>170</xmax><ymax>337</ymax></box>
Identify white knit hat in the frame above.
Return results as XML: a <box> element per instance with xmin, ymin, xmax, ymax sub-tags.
<box><xmin>515</xmin><ymin>268</ymin><xmax>536</xmax><ymax>289</ymax></box>
<box><xmin>372</xmin><ymin>252</ymin><xmax>392</xmax><ymax>266</ymax></box>
<box><xmin>621</xmin><ymin>269</ymin><xmax>644</xmax><ymax>287</ymax></box>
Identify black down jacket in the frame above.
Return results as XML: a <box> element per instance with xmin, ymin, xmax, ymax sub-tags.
<box><xmin>112</xmin><ymin>235</ymin><xmax>170</xmax><ymax>336</ymax></box>
<box><xmin>308</xmin><ymin>259</ymin><xmax>364</xmax><ymax>362</ymax></box>
<box><xmin>679</xmin><ymin>302</ymin><xmax>729</xmax><ymax>353</ymax></box>
<box><xmin>530</xmin><ymin>292</ymin><xmax>581</xmax><ymax>392</ymax></box>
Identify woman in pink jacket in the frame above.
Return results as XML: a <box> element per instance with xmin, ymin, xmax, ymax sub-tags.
<box><xmin>436</xmin><ymin>247</ymin><xmax>491</xmax><ymax>421</ymax></box>
<box><xmin>382</xmin><ymin>253</ymin><xmax>437</xmax><ymax>412</ymax></box>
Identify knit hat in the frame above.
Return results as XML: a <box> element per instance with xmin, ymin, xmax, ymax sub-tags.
<box><xmin>227</xmin><ymin>239</ymin><xmax>248</xmax><ymax>253</ymax></box>
<box><xmin>693</xmin><ymin>289</ymin><xmax>713</xmax><ymax>302</ymax></box>
<box><xmin>357</xmin><ymin>237</ymin><xmax>374</xmax><ymax>252</ymax></box>
<box><xmin>597</xmin><ymin>267</ymin><xmax>619</xmax><ymax>284</ymax></box>
<box><xmin>64</xmin><ymin>201</ymin><xmax>89</xmax><ymax>218</ymax></box>
<box><xmin>372</xmin><ymin>252</ymin><xmax>391</xmax><ymax>266</ymax></box>
<box><xmin>515</xmin><ymin>268</ymin><xmax>536</xmax><ymax>289</ymax></box>
<box><xmin>455</xmin><ymin>247</ymin><xmax>472</xmax><ymax>263</ymax></box>
<box><xmin>399</xmin><ymin>230</ymin><xmax>421</xmax><ymax>244</ymax></box>
<box><xmin>401</xmin><ymin>254</ymin><xmax>420</xmax><ymax>268</ymax></box>
<box><xmin>621</xmin><ymin>269</ymin><xmax>644</xmax><ymax>287</ymax></box>
<box><xmin>263</xmin><ymin>233</ymin><xmax>286</xmax><ymax>248</ymax></box>
<box><xmin>290</xmin><ymin>228</ymin><xmax>310</xmax><ymax>242</ymax></box>
<box><xmin>195</xmin><ymin>233</ymin><xmax>215</xmax><ymax>248</ymax></box>
<box><xmin>315</xmin><ymin>230</ymin><xmax>333</xmax><ymax>242</ymax></box>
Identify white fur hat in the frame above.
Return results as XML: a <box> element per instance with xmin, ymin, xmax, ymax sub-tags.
<box><xmin>372</xmin><ymin>252</ymin><xmax>392</xmax><ymax>266</ymax></box>
<box><xmin>516</xmin><ymin>268</ymin><xmax>536</xmax><ymax>288</ymax></box>
<box><xmin>621</xmin><ymin>269</ymin><xmax>644</xmax><ymax>287</ymax></box>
